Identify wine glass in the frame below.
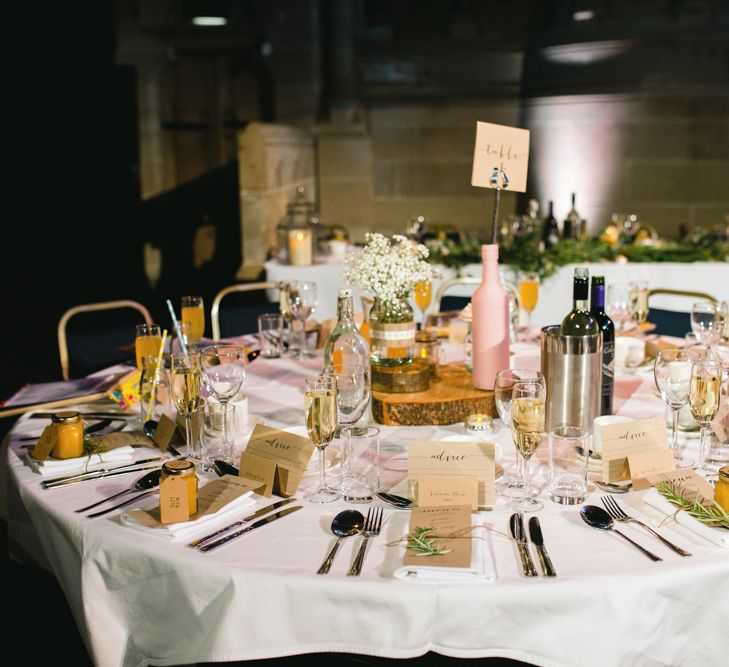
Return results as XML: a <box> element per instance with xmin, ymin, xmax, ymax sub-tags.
<box><xmin>414</xmin><ymin>281</ymin><xmax>432</xmax><ymax>329</ymax></box>
<box><xmin>519</xmin><ymin>272</ymin><xmax>539</xmax><ymax>330</ymax></box>
<box><xmin>654</xmin><ymin>349</ymin><xmax>693</xmax><ymax>468</ymax></box>
<box><xmin>629</xmin><ymin>281</ymin><xmax>649</xmax><ymax>328</ymax></box>
<box><xmin>200</xmin><ymin>345</ymin><xmax>246</xmax><ymax>464</ymax></box>
<box><xmin>170</xmin><ymin>352</ymin><xmax>201</xmax><ymax>460</ymax></box>
<box><xmin>181</xmin><ymin>295</ymin><xmax>205</xmax><ymax>347</ymax></box>
<box><xmin>606</xmin><ymin>283</ymin><xmax>633</xmax><ymax>334</ymax></box>
<box><xmin>510</xmin><ymin>380</ymin><xmax>546</xmax><ymax>512</ymax></box>
<box><xmin>494</xmin><ymin>369</ymin><xmax>545</xmax><ymax>499</ymax></box>
<box><xmin>691</xmin><ymin>301</ymin><xmax>720</xmax><ymax>347</ymax></box>
<box><xmin>287</xmin><ymin>281</ymin><xmax>318</xmax><ymax>360</ymax></box>
<box><xmin>690</xmin><ymin>357</ymin><xmax>722</xmax><ymax>475</ymax></box>
<box><xmin>304</xmin><ymin>375</ymin><xmax>339</xmax><ymax>503</ymax></box>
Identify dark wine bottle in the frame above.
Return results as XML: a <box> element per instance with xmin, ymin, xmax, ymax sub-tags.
<box><xmin>561</xmin><ymin>268</ymin><xmax>598</xmax><ymax>336</ymax></box>
<box><xmin>590</xmin><ymin>275</ymin><xmax>615</xmax><ymax>415</ymax></box>
<box><xmin>542</xmin><ymin>200</ymin><xmax>560</xmax><ymax>249</ymax></box>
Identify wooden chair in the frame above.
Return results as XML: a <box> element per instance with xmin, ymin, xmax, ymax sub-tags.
<box><xmin>648</xmin><ymin>288</ymin><xmax>718</xmax><ymax>338</ymax></box>
<box><xmin>58</xmin><ymin>300</ymin><xmax>152</xmax><ymax>380</ymax></box>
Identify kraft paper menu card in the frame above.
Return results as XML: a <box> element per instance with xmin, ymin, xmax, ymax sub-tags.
<box><xmin>238</xmin><ymin>424</ymin><xmax>315</xmax><ymax>497</ymax></box>
<box><xmin>644</xmin><ymin>468</ymin><xmax>715</xmax><ymax>501</ymax></box>
<box><xmin>471</xmin><ymin>121</ymin><xmax>530</xmax><ymax>193</ymax></box>
<box><xmin>600</xmin><ymin>415</ymin><xmax>670</xmax><ymax>483</ymax></box>
<box><xmin>408</xmin><ymin>440</ymin><xmax>495</xmax><ymax>508</ymax></box>
<box><xmin>403</xmin><ymin>504</ymin><xmax>472</xmax><ymax>569</ymax></box>
<box><xmin>417</xmin><ymin>475</ymin><xmax>479</xmax><ymax>511</ymax></box>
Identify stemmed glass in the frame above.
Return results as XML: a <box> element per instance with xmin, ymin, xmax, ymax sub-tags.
<box><xmin>287</xmin><ymin>281</ymin><xmax>318</xmax><ymax>359</ymax></box>
<box><xmin>414</xmin><ymin>281</ymin><xmax>432</xmax><ymax>329</ymax></box>
<box><xmin>510</xmin><ymin>380</ymin><xmax>546</xmax><ymax>512</ymax></box>
<box><xmin>654</xmin><ymin>349</ymin><xmax>693</xmax><ymax>468</ymax></box>
<box><xmin>200</xmin><ymin>345</ymin><xmax>246</xmax><ymax>464</ymax></box>
<box><xmin>606</xmin><ymin>283</ymin><xmax>634</xmax><ymax>334</ymax></box>
<box><xmin>169</xmin><ymin>352</ymin><xmax>201</xmax><ymax>460</ymax></box>
<box><xmin>629</xmin><ymin>281</ymin><xmax>649</xmax><ymax>328</ymax></box>
<box><xmin>304</xmin><ymin>375</ymin><xmax>339</xmax><ymax>503</ymax></box>
<box><xmin>691</xmin><ymin>301</ymin><xmax>720</xmax><ymax>348</ymax></box>
<box><xmin>519</xmin><ymin>272</ymin><xmax>539</xmax><ymax>330</ymax></box>
<box><xmin>689</xmin><ymin>357</ymin><xmax>722</xmax><ymax>475</ymax></box>
<box><xmin>494</xmin><ymin>369</ymin><xmax>545</xmax><ymax>498</ymax></box>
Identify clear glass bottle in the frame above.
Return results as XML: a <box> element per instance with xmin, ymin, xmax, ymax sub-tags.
<box><xmin>369</xmin><ymin>295</ymin><xmax>415</xmax><ymax>366</ymax></box>
<box><xmin>323</xmin><ymin>289</ymin><xmax>370</xmax><ymax>371</ymax></box>
<box><xmin>561</xmin><ymin>268</ymin><xmax>599</xmax><ymax>336</ymax></box>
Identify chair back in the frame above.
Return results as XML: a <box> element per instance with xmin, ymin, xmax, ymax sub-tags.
<box><xmin>58</xmin><ymin>300</ymin><xmax>153</xmax><ymax>380</ymax></box>
<box><xmin>211</xmin><ymin>282</ymin><xmax>280</xmax><ymax>340</ymax></box>
<box><xmin>648</xmin><ymin>288</ymin><xmax>718</xmax><ymax>337</ymax></box>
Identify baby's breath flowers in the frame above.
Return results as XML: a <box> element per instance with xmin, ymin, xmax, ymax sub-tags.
<box><xmin>344</xmin><ymin>233</ymin><xmax>439</xmax><ymax>307</ymax></box>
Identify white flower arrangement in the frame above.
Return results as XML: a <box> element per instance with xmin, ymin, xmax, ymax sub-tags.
<box><xmin>344</xmin><ymin>233</ymin><xmax>440</xmax><ymax>306</ymax></box>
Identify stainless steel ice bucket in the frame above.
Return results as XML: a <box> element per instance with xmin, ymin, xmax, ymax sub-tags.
<box><xmin>540</xmin><ymin>325</ymin><xmax>602</xmax><ymax>433</ymax></box>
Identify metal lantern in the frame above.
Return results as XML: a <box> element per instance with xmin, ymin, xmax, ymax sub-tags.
<box><xmin>276</xmin><ymin>186</ymin><xmax>319</xmax><ymax>266</ymax></box>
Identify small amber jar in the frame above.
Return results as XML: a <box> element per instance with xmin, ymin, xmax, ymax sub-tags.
<box><xmin>161</xmin><ymin>460</ymin><xmax>199</xmax><ymax>515</ymax></box>
<box><xmin>714</xmin><ymin>466</ymin><xmax>729</xmax><ymax>513</ymax></box>
<box><xmin>50</xmin><ymin>411</ymin><xmax>84</xmax><ymax>459</ymax></box>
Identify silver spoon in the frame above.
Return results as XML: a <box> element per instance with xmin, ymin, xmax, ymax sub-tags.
<box><xmin>74</xmin><ymin>468</ymin><xmax>162</xmax><ymax>513</ymax></box>
<box><xmin>317</xmin><ymin>509</ymin><xmax>364</xmax><ymax>574</ymax></box>
<box><xmin>580</xmin><ymin>505</ymin><xmax>662</xmax><ymax>561</ymax></box>
<box><xmin>377</xmin><ymin>491</ymin><xmax>413</xmax><ymax>509</ymax></box>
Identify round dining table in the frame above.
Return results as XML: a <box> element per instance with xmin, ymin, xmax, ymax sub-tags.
<box><xmin>3</xmin><ymin>340</ymin><xmax>729</xmax><ymax>667</ymax></box>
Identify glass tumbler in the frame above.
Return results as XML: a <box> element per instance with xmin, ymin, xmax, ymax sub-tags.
<box><xmin>341</xmin><ymin>425</ymin><xmax>380</xmax><ymax>503</ymax></box>
<box><xmin>258</xmin><ymin>313</ymin><xmax>283</xmax><ymax>358</ymax></box>
<box><xmin>547</xmin><ymin>425</ymin><xmax>590</xmax><ymax>505</ymax></box>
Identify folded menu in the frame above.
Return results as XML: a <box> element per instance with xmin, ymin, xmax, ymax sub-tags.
<box><xmin>393</xmin><ymin>505</ymin><xmax>495</xmax><ymax>581</ymax></box>
<box><xmin>643</xmin><ymin>488</ymin><xmax>729</xmax><ymax>548</ymax></box>
<box><xmin>27</xmin><ymin>446</ymin><xmax>136</xmax><ymax>476</ymax></box>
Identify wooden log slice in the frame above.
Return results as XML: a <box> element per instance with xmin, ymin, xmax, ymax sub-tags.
<box><xmin>371</xmin><ymin>363</ymin><xmax>496</xmax><ymax>426</ymax></box>
<box><xmin>371</xmin><ymin>359</ymin><xmax>430</xmax><ymax>394</ymax></box>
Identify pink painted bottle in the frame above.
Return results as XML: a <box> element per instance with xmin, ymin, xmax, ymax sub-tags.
<box><xmin>471</xmin><ymin>244</ymin><xmax>510</xmax><ymax>390</ymax></box>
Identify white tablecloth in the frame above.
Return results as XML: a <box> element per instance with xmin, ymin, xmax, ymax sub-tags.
<box><xmin>4</xmin><ymin>347</ymin><xmax>729</xmax><ymax>667</ymax></box>
<box><xmin>265</xmin><ymin>259</ymin><xmax>729</xmax><ymax>327</ymax></box>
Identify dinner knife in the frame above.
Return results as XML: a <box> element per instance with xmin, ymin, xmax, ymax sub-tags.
<box><xmin>40</xmin><ymin>458</ymin><xmax>164</xmax><ymax>489</ymax></box>
<box><xmin>509</xmin><ymin>513</ymin><xmax>538</xmax><ymax>577</ymax></box>
<box><xmin>30</xmin><ymin>412</ymin><xmax>135</xmax><ymax>420</ymax></box>
<box><xmin>198</xmin><ymin>505</ymin><xmax>303</xmax><ymax>553</ymax></box>
<box><xmin>528</xmin><ymin>516</ymin><xmax>557</xmax><ymax>577</ymax></box>
<box><xmin>188</xmin><ymin>497</ymin><xmax>297</xmax><ymax>547</ymax></box>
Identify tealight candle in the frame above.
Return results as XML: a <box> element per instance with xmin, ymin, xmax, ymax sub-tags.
<box><xmin>464</xmin><ymin>412</ymin><xmax>496</xmax><ymax>436</ymax></box>
<box><xmin>288</xmin><ymin>229</ymin><xmax>313</xmax><ymax>266</ymax></box>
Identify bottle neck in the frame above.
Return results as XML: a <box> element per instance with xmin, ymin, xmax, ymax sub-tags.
<box><xmin>336</xmin><ymin>295</ymin><xmax>355</xmax><ymax>324</ymax></box>
<box><xmin>591</xmin><ymin>284</ymin><xmax>605</xmax><ymax>311</ymax></box>
<box><xmin>481</xmin><ymin>246</ymin><xmax>499</xmax><ymax>282</ymax></box>
<box><xmin>573</xmin><ymin>279</ymin><xmax>589</xmax><ymax>310</ymax></box>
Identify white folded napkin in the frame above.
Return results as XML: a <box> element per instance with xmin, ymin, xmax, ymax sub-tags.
<box><xmin>393</xmin><ymin>516</ymin><xmax>496</xmax><ymax>582</ymax></box>
<box><xmin>119</xmin><ymin>492</ymin><xmax>258</xmax><ymax>541</ymax></box>
<box><xmin>29</xmin><ymin>447</ymin><xmax>136</xmax><ymax>476</ymax></box>
<box><xmin>643</xmin><ymin>487</ymin><xmax>729</xmax><ymax>548</ymax></box>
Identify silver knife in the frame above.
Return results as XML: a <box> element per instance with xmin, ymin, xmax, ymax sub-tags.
<box><xmin>40</xmin><ymin>458</ymin><xmax>163</xmax><ymax>489</ymax></box>
<box><xmin>188</xmin><ymin>497</ymin><xmax>298</xmax><ymax>547</ymax></box>
<box><xmin>528</xmin><ymin>516</ymin><xmax>557</xmax><ymax>577</ymax></box>
<box><xmin>509</xmin><ymin>513</ymin><xmax>538</xmax><ymax>577</ymax></box>
<box><xmin>198</xmin><ymin>505</ymin><xmax>303</xmax><ymax>553</ymax></box>
<box><xmin>30</xmin><ymin>412</ymin><xmax>134</xmax><ymax>420</ymax></box>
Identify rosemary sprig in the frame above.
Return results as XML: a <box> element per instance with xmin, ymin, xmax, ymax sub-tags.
<box><xmin>83</xmin><ymin>438</ymin><xmax>107</xmax><ymax>457</ymax></box>
<box><xmin>407</xmin><ymin>526</ymin><xmax>453</xmax><ymax>557</ymax></box>
<box><xmin>656</xmin><ymin>480</ymin><xmax>729</xmax><ymax>529</ymax></box>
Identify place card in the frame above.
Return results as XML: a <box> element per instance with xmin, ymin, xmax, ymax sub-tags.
<box><xmin>238</xmin><ymin>424</ymin><xmax>315</xmax><ymax>497</ymax></box>
<box><xmin>403</xmin><ymin>504</ymin><xmax>472</xmax><ymax>569</ymax></box>
<box><xmin>471</xmin><ymin>121</ymin><xmax>530</xmax><ymax>193</ymax></box>
<box><xmin>600</xmin><ymin>415</ymin><xmax>669</xmax><ymax>483</ymax></box>
<box><xmin>417</xmin><ymin>475</ymin><xmax>479</xmax><ymax>511</ymax></box>
<box><xmin>627</xmin><ymin>449</ymin><xmax>676</xmax><ymax>490</ymax></box>
<box><xmin>644</xmin><ymin>468</ymin><xmax>715</xmax><ymax>502</ymax></box>
<box><xmin>154</xmin><ymin>414</ymin><xmax>185</xmax><ymax>452</ymax></box>
<box><xmin>711</xmin><ymin>405</ymin><xmax>729</xmax><ymax>444</ymax></box>
<box><xmin>408</xmin><ymin>440</ymin><xmax>495</xmax><ymax>508</ymax></box>
<box><xmin>160</xmin><ymin>476</ymin><xmax>189</xmax><ymax>524</ymax></box>
<box><xmin>30</xmin><ymin>424</ymin><xmax>59</xmax><ymax>461</ymax></box>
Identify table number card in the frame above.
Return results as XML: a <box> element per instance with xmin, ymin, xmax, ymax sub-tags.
<box><xmin>408</xmin><ymin>440</ymin><xmax>495</xmax><ymax>508</ymax></box>
<box><xmin>403</xmin><ymin>504</ymin><xmax>472</xmax><ymax>569</ymax></box>
<box><xmin>471</xmin><ymin>121</ymin><xmax>530</xmax><ymax>193</ymax></box>
<box><xmin>600</xmin><ymin>415</ymin><xmax>671</xmax><ymax>483</ymax></box>
<box><xmin>238</xmin><ymin>424</ymin><xmax>315</xmax><ymax>497</ymax></box>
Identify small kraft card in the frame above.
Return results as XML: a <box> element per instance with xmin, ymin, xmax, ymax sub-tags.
<box><xmin>238</xmin><ymin>424</ymin><xmax>315</xmax><ymax>497</ymax></box>
<box><xmin>154</xmin><ymin>414</ymin><xmax>186</xmax><ymax>453</ymax></box>
<box><xmin>471</xmin><ymin>121</ymin><xmax>530</xmax><ymax>193</ymax></box>
<box><xmin>408</xmin><ymin>440</ymin><xmax>495</xmax><ymax>509</ymax></box>
<box><xmin>599</xmin><ymin>415</ymin><xmax>674</xmax><ymax>483</ymax></box>
<box><xmin>403</xmin><ymin>504</ymin><xmax>472</xmax><ymax>569</ymax></box>
<box><xmin>644</xmin><ymin>468</ymin><xmax>715</xmax><ymax>501</ymax></box>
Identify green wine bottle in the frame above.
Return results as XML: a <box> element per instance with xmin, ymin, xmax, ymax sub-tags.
<box><xmin>561</xmin><ymin>268</ymin><xmax>599</xmax><ymax>336</ymax></box>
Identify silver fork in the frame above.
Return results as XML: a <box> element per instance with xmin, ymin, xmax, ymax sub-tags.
<box><xmin>347</xmin><ymin>507</ymin><xmax>383</xmax><ymax>577</ymax></box>
<box><xmin>601</xmin><ymin>495</ymin><xmax>692</xmax><ymax>557</ymax></box>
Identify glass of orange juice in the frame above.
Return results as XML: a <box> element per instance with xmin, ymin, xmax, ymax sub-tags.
<box><xmin>414</xmin><ymin>281</ymin><xmax>432</xmax><ymax>329</ymax></box>
<box><xmin>519</xmin><ymin>272</ymin><xmax>539</xmax><ymax>329</ymax></box>
<box><xmin>181</xmin><ymin>295</ymin><xmax>205</xmax><ymax>346</ymax></box>
<box><xmin>135</xmin><ymin>324</ymin><xmax>162</xmax><ymax>370</ymax></box>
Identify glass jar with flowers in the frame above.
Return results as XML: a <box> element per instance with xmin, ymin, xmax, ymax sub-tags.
<box><xmin>344</xmin><ymin>233</ymin><xmax>439</xmax><ymax>366</ymax></box>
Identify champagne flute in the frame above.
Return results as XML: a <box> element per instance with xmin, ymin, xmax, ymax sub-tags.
<box><xmin>304</xmin><ymin>375</ymin><xmax>339</xmax><ymax>503</ymax></box>
<box><xmin>181</xmin><ymin>295</ymin><xmax>205</xmax><ymax>347</ymax></box>
<box><xmin>629</xmin><ymin>281</ymin><xmax>650</xmax><ymax>329</ymax></box>
<box><xmin>200</xmin><ymin>345</ymin><xmax>246</xmax><ymax>464</ymax></box>
<box><xmin>606</xmin><ymin>283</ymin><xmax>633</xmax><ymax>334</ymax></box>
<box><xmin>135</xmin><ymin>323</ymin><xmax>161</xmax><ymax>370</ymax></box>
<box><xmin>654</xmin><ymin>349</ymin><xmax>693</xmax><ymax>468</ymax></box>
<box><xmin>287</xmin><ymin>281</ymin><xmax>318</xmax><ymax>360</ymax></box>
<box><xmin>414</xmin><ymin>280</ymin><xmax>432</xmax><ymax>329</ymax></box>
<box><xmin>690</xmin><ymin>357</ymin><xmax>722</xmax><ymax>475</ymax></box>
<box><xmin>510</xmin><ymin>380</ymin><xmax>546</xmax><ymax>512</ymax></box>
<box><xmin>519</xmin><ymin>272</ymin><xmax>539</xmax><ymax>330</ymax></box>
<box><xmin>170</xmin><ymin>352</ymin><xmax>201</xmax><ymax>460</ymax></box>
<box><xmin>494</xmin><ymin>369</ymin><xmax>545</xmax><ymax>499</ymax></box>
<box><xmin>691</xmin><ymin>301</ymin><xmax>720</xmax><ymax>348</ymax></box>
